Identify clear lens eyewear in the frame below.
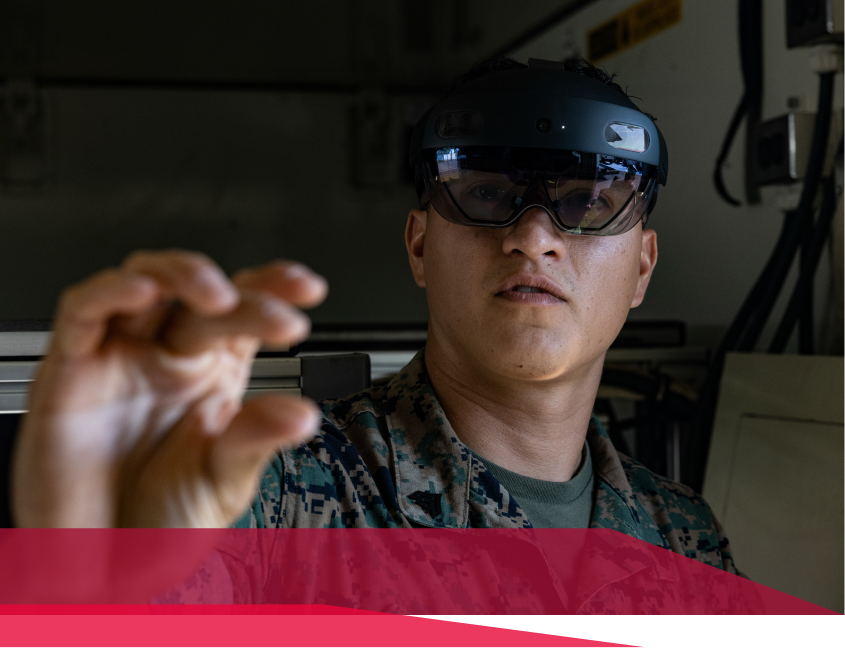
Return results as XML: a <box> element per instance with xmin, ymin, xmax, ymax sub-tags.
<box><xmin>425</xmin><ymin>147</ymin><xmax>656</xmax><ymax>235</ymax></box>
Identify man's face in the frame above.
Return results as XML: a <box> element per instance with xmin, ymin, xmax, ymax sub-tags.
<box><xmin>405</xmin><ymin>205</ymin><xmax>658</xmax><ymax>383</ymax></box>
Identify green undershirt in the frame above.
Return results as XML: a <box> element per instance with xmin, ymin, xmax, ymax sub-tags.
<box><xmin>478</xmin><ymin>443</ymin><xmax>595</xmax><ymax>528</ymax></box>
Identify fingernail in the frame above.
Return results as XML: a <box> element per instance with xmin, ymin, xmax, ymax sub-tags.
<box><xmin>286</xmin><ymin>264</ymin><xmax>323</xmax><ymax>282</ymax></box>
<box><xmin>264</xmin><ymin>301</ymin><xmax>310</xmax><ymax>337</ymax></box>
<box><xmin>286</xmin><ymin>403</ymin><xmax>321</xmax><ymax>439</ymax></box>
<box><xmin>261</xmin><ymin>298</ymin><xmax>294</xmax><ymax>320</ymax></box>
<box><xmin>197</xmin><ymin>267</ymin><xmax>238</xmax><ymax>307</ymax></box>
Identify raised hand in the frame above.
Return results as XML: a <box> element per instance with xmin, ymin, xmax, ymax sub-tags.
<box><xmin>11</xmin><ymin>251</ymin><xmax>327</xmax><ymax>528</ymax></box>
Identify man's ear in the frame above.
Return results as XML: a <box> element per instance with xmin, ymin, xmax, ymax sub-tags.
<box><xmin>405</xmin><ymin>208</ymin><xmax>428</xmax><ymax>288</ymax></box>
<box><xmin>630</xmin><ymin>228</ymin><xmax>657</xmax><ymax>308</ymax></box>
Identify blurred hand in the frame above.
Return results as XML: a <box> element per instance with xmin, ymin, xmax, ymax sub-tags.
<box><xmin>11</xmin><ymin>250</ymin><xmax>328</xmax><ymax>528</ymax></box>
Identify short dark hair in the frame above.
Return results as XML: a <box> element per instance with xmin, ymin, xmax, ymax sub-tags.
<box><xmin>416</xmin><ymin>56</ymin><xmax>647</xmax><ymax>209</ymax></box>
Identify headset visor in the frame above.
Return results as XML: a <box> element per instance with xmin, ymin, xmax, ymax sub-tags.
<box><xmin>424</xmin><ymin>146</ymin><xmax>656</xmax><ymax>235</ymax></box>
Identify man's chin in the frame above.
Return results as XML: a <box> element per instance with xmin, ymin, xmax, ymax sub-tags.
<box><xmin>478</xmin><ymin>345</ymin><xmax>582</xmax><ymax>382</ymax></box>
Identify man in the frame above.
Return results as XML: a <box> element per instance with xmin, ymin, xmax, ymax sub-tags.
<box><xmin>10</xmin><ymin>58</ymin><xmax>740</xmax><ymax>608</ymax></box>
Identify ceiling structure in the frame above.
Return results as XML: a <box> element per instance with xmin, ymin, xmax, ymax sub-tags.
<box><xmin>1</xmin><ymin>0</ymin><xmax>596</xmax><ymax>94</ymax></box>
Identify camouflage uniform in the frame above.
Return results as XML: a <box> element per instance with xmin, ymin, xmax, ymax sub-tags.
<box><xmin>217</xmin><ymin>350</ymin><xmax>756</xmax><ymax>612</ymax></box>
<box><xmin>235</xmin><ymin>350</ymin><xmax>739</xmax><ymax>576</ymax></box>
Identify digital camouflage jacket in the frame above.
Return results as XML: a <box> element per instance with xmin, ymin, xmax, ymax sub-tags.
<box><xmin>234</xmin><ymin>350</ymin><xmax>739</xmax><ymax>577</ymax></box>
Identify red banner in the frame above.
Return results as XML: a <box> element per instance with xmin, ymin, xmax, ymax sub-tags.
<box><xmin>0</xmin><ymin>528</ymin><xmax>835</xmax><ymax>614</ymax></box>
<box><xmin>0</xmin><ymin>609</ymin><xmax>631</xmax><ymax>647</ymax></box>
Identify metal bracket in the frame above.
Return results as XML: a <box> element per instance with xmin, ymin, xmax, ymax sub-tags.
<box><xmin>1</xmin><ymin>79</ymin><xmax>48</xmax><ymax>190</ymax></box>
<box><xmin>1</xmin><ymin>0</ymin><xmax>48</xmax><ymax>191</ymax></box>
<box><xmin>349</xmin><ymin>87</ymin><xmax>395</xmax><ymax>188</ymax></box>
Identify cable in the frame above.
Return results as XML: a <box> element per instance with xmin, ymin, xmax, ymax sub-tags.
<box><xmin>713</xmin><ymin>95</ymin><xmax>747</xmax><ymax>206</ymax></box>
<box><xmin>684</xmin><ymin>208</ymin><xmax>802</xmax><ymax>491</ymax></box>
<box><xmin>687</xmin><ymin>71</ymin><xmax>839</xmax><ymax>493</ymax></box>
<box><xmin>799</xmin><ymin>214</ymin><xmax>816</xmax><ymax>353</ymax></box>
<box><xmin>719</xmin><ymin>210</ymin><xmax>801</xmax><ymax>352</ymax></box>
<box><xmin>738</xmin><ymin>0</ymin><xmax>764</xmax><ymax>206</ymax></box>
<box><xmin>798</xmin><ymin>74</ymin><xmax>837</xmax><ymax>353</ymax></box>
<box><xmin>736</xmin><ymin>71</ymin><xmax>837</xmax><ymax>352</ymax></box>
<box><xmin>713</xmin><ymin>0</ymin><xmax>763</xmax><ymax>207</ymax></box>
<box><xmin>734</xmin><ymin>211</ymin><xmax>804</xmax><ymax>351</ymax></box>
<box><xmin>768</xmin><ymin>141</ymin><xmax>844</xmax><ymax>353</ymax></box>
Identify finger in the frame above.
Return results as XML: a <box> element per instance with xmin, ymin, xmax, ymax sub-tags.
<box><xmin>108</xmin><ymin>301</ymin><xmax>173</xmax><ymax>341</ymax></box>
<box><xmin>124</xmin><ymin>250</ymin><xmax>239</xmax><ymax>316</ymax></box>
<box><xmin>233</xmin><ymin>261</ymin><xmax>328</xmax><ymax>310</ymax></box>
<box><xmin>52</xmin><ymin>269</ymin><xmax>160</xmax><ymax>358</ymax></box>
<box><xmin>207</xmin><ymin>395</ymin><xmax>321</xmax><ymax>523</ymax></box>
<box><xmin>162</xmin><ymin>290</ymin><xmax>311</xmax><ymax>355</ymax></box>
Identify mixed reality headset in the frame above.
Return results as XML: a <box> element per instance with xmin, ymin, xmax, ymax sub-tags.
<box><xmin>409</xmin><ymin>58</ymin><xmax>668</xmax><ymax>236</ymax></box>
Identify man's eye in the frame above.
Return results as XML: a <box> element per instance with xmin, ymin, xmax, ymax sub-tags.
<box><xmin>560</xmin><ymin>191</ymin><xmax>609</xmax><ymax>210</ymax></box>
<box><xmin>469</xmin><ymin>184</ymin><xmax>507</xmax><ymax>202</ymax></box>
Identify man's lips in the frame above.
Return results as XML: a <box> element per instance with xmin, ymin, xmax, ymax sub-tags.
<box><xmin>494</xmin><ymin>274</ymin><xmax>567</xmax><ymax>304</ymax></box>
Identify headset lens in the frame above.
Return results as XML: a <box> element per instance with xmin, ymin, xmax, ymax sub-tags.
<box><xmin>427</xmin><ymin>147</ymin><xmax>653</xmax><ymax>234</ymax></box>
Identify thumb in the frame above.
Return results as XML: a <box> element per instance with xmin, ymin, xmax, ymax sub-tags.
<box><xmin>209</xmin><ymin>395</ymin><xmax>320</xmax><ymax>524</ymax></box>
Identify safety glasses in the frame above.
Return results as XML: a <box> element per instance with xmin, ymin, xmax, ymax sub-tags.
<box><xmin>423</xmin><ymin>146</ymin><xmax>658</xmax><ymax>235</ymax></box>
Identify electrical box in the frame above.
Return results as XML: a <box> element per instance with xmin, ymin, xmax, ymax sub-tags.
<box><xmin>753</xmin><ymin>108</ymin><xmax>842</xmax><ymax>186</ymax></box>
<box><xmin>786</xmin><ymin>0</ymin><xmax>844</xmax><ymax>48</ymax></box>
<box><xmin>753</xmin><ymin>112</ymin><xmax>816</xmax><ymax>185</ymax></box>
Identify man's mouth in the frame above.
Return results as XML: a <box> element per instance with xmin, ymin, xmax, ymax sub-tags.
<box><xmin>495</xmin><ymin>275</ymin><xmax>566</xmax><ymax>305</ymax></box>
<box><xmin>494</xmin><ymin>274</ymin><xmax>567</xmax><ymax>303</ymax></box>
<box><xmin>512</xmin><ymin>286</ymin><xmax>546</xmax><ymax>293</ymax></box>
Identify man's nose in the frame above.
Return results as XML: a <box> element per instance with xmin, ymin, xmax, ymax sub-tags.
<box><xmin>501</xmin><ymin>207</ymin><xmax>565</xmax><ymax>259</ymax></box>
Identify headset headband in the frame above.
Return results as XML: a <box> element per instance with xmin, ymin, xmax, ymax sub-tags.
<box><xmin>409</xmin><ymin>59</ymin><xmax>668</xmax><ymax>186</ymax></box>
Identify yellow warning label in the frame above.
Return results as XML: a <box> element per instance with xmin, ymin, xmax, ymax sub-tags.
<box><xmin>588</xmin><ymin>0</ymin><xmax>682</xmax><ymax>62</ymax></box>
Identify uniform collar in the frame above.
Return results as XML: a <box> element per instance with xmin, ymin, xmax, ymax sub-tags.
<box><xmin>384</xmin><ymin>349</ymin><xmax>658</xmax><ymax>543</ymax></box>
<box><xmin>587</xmin><ymin>419</ymin><xmax>647</xmax><ymax>538</ymax></box>
<box><xmin>384</xmin><ymin>349</ymin><xmax>473</xmax><ymax>527</ymax></box>
<box><xmin>383</xmin><ymin>349</ymin><xmax>678</xmax><ymax>596</ymax></box>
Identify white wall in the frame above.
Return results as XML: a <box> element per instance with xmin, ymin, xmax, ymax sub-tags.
<box><xmin>512</xmin><ymin>0</ymin><xmax>843</xmax><ymax>351</ymax></box>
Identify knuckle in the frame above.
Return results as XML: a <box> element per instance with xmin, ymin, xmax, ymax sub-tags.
<box><xmin>123</xmin><ymin>249</ymin><xmax>155</xmax><ymax>268</ymax></box>
<box><xmin>267</xmin><ymin>260</ymin><xmax>294</xmax><ymax>275</ymax></box>
<box><xmin>173</xmin><ymin>249</ymin><xmax>213</xmax><ymax>267</ymax></box>
<box><xmin>174</xmin><ymin>253</ymin><xmax>222</xmax><ymax>286</ymax></box>
<box><xmin>255</xmin><ymin>294</ymin><xmax>294</xmax><ymax>320</ymax></box>
<box><xmin>177</xmin><ymin>257</ymin><xmax>207</xmax><ymax>281</ymax></box>
<box><xmin>164</xmin><ymin>248</ymin><xmax>209</xmax><ymax>264</ymax></box>
<box><xmin>231</xmin><ymin>267</ymin><xmax>253</xmax><ymax>283</ymax></box>
<box><xmin>274</xmin><ymin>311</ymin><xmax>310</xmax><ymax>340</ymax></box>
<box><xmin>249</xmin><ymin>295</ymin><xmax>308</xmax><ymax>341</ymax></box>
<box><xmin>57</xmin><ymin>286</ymin><xmax>83</xmax><ymax>313</ymax></box>
<box><xmin>98</xmin><ymin>267</ymin><xmax>123</xmax><ymax>283</ymax></box>
<box><xmin>125</xmin><ymin>249</ymin><xmax>221</xmax><ymax>283</ymax></box>
<box><xmin>59</xmin><ymin>268</ymin><xmax>121</xmax><ymax>312</ymax></box>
